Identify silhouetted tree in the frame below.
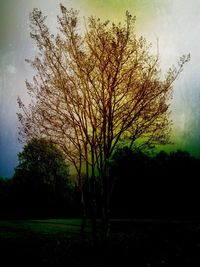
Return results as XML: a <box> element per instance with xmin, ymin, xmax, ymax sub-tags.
<box><xmin>13</xmin><ymin>138</ymin><xmax>72</xmax><ymax>217</ymax></box>
<box><xmin>109</xmin><ymin>148</ymin><xmax>200</xmax><ymax>219</ymax></box>
<box><xmin>17</xmin><ymin>5</ymin><xmax>189</xmax><ymax>241</ymax></box>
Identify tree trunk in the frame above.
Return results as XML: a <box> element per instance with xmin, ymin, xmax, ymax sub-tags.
<box><xmin>100</xmin><ymin>172</ymin><xmax>111</xmax><ymax>245</ymax></box>
<box><xmin>91</xmin><ymin>175</ymin><xmax>98</xmax><ymax>248</ymax></box>
<box><xmin>80</xmin><ymin>188</ymin><xmax>86</xmax><ymax>235</ymax></box>
<box><xmin>90</xmin><ymin>150</ymin><xmax>98</xmax><ymax>248</ymax></box>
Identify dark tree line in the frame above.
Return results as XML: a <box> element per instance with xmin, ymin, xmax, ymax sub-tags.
<box><xmin>0</xmin><ymin>139</ymin><xmax>78</xmax><ymax>219</ymax></box>
<box><xmin>0</xmin><ymin>140</ymin><xmax>200</xmax><ymax>220</ymax></box>
<box><xmin>110</xmin><ymin>148</ymin><xmax>200</xmax><ymax>219</ymax></box>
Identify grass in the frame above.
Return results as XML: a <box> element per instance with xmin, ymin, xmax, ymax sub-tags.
<box><xmin>1</xmin><ymin>218</ymin><xmax>200</xmax><ymax>266</ymax></box>
<box><xmin>0</xmin><ymin>219</ymin><xmax>84</xmax><ymax>238</ymax></box>
<box><xmin>0</xmin><ymin>219</ymin><xmax>92</xmax><ymax>266</ymax></box>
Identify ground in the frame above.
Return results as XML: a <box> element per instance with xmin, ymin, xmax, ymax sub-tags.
<box><xmin>0</xmin><ymin>219</ymin><xmax>200</xmax><ymax>266</ymax></box>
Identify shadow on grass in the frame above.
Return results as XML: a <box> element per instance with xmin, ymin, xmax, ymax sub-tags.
<box><xmin>1</xmin><ymin>219</ymin><xmax>200</xmax><ymax>266</ymax></box>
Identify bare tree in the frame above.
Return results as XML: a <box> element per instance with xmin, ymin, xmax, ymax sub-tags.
<box><xmin>17</xmin><ymin>5</ymin><xmax>189</xmax><ymax>243</ymax></box>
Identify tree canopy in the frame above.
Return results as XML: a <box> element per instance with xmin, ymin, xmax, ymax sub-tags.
<box><xmin>18</xmin><ymin>6</ymin><xmax>189</xmax><ymax>174</ymax></box>
<box><xmin>13</xmin><ymin>138</ymin><xmax>70</xmax><ymax>195</ymax></box>
<box><xmin>12</xmin><ymin>138</ymin><xmax>73</xmax><ymax>217</ymax></box>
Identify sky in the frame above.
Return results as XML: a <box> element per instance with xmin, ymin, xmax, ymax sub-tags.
<box><xmin>0</xmin><ymin>0</ymin><xmax>200</xmax><ymax>177</ymax></box>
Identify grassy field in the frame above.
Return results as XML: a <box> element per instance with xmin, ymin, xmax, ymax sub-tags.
<box><xmin>0</xmin><ymin>219</ymin><xmax>89</xmax><ymax>238</ymax></box>
<box><xmin>1</xmin><ymin>219</ymin><xmax>200</xmax><ymax>266</ymax></box>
